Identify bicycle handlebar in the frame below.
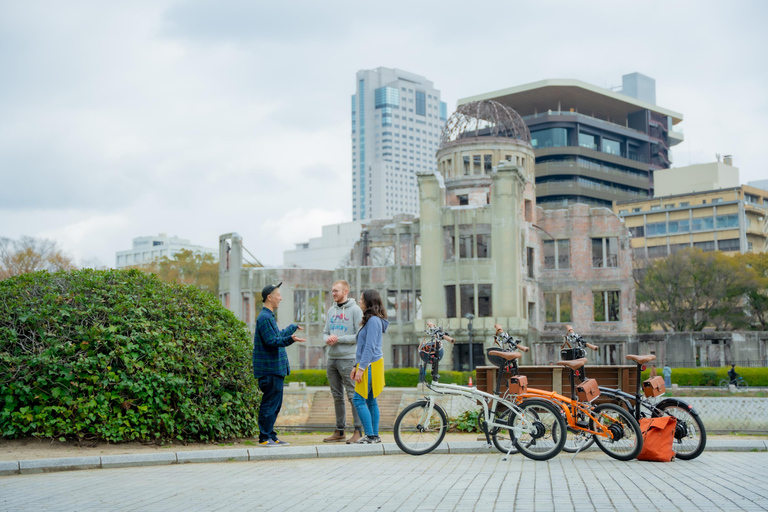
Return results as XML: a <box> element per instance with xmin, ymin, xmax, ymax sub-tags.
<box><xmin>585</xmin><ymin>343</ymin><xmax>599</xmax><ymax>351</ymax></box>
<box><xmin>517</xmin><ymin>344</ymin><xmax>530</xmax><ymax>352</ymax></box>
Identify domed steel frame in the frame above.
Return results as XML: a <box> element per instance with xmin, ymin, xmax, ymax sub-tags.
<box><xmin>439</xmin><ymin>100</ymin><xmax>531</xmax><ymax>149</ymax></box>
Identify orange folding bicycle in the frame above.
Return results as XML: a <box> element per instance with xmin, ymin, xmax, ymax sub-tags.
<box><xmin>488</xmin><ymin>325</ymin><xmax>643</xmax><ymax>461</ymax></box>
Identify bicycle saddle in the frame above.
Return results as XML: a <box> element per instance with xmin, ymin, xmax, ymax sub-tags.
<box><xmin>487</xmin><ymin>350</ymin><xmax>521</xmax><ymax>361</ymax></box>
<box><xmin>556</xmin><ymin>358</ymin><xmax>587</xmax><ymax>370</ymax></box>
<box><xmin>626</xmin><ymin>354</ymin><xmax>656</xmax><ymax>365</ymax></box>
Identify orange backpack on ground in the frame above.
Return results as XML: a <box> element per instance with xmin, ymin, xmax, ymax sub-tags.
<box><xmin>637</xmin><ymin>416</ymin><xmax>677</xmax><ymax>462</ymax></box>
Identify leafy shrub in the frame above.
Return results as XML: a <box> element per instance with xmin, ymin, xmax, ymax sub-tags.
<box><xmin>451</xmin><ymin>409</ymin><xmax>479</xmax><ymax>433</ymax></box>
<box><xmin>0</xmin><ymin>269</ymin><xmax>258</xmax><ymax>442</ymax></box>
<box><xmin>640</xmin><ymin>367</ymin><xmax>768</xmax><ymax>387</ymax></box>
<box><xmin>285</xmin><ymin>370</ymin><xmax>328</xmax><ymax>386</ymax></box>
<box><xmin>286</xmin><ymin>368</ymin><xmax>476</xmax><ymax>388</ymax></box>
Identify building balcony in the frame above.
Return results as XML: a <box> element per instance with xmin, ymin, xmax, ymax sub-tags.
<box><xmin>536</xmin><ymin>181</ymin><xmax>648</xmax><ymax>204</ymax></box>
<box><xmin>535</xmin><ymin>146</ymin><xmax>649</xmax><ymax>171</ymax></box>
<box><xmin>536</xmin><ymin>160</ymin><xmax>650</xmax><ymax>191</ymax></box>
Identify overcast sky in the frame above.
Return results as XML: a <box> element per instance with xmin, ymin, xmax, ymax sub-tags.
<box><xmin>1</xmin><ymin>0</ymin><xmax>766</xmax><ymax>267</ymax></box>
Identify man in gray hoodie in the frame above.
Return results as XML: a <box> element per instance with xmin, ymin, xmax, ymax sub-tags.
<box><xmin>322</xmin><ymin>280</ymin><xmax>364</xmax><ymax>443</ymax></box>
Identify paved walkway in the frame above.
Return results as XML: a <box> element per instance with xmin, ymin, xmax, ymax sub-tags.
<box><xmin>2</xmin><ymin>451</ymin><xmax>767</xmax><ymax>511</ymax></box>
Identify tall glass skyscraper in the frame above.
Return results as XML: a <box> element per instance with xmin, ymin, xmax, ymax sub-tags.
<box><xmin>352</xmin><ymin>67</ymin><xmax>447</xmax><ymax>221</ymax></box>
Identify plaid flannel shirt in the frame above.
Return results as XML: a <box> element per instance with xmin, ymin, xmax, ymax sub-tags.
<box><xmin>252</xmin><ymin>307</ymin><xmax>298</xmax><ymax>378</ymax></box>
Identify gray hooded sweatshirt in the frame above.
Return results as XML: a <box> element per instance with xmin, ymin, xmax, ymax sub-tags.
<box><xmin>323</xmin><ymin>298</ymin><xmax>363</xmax><ymax>360</ymax></box>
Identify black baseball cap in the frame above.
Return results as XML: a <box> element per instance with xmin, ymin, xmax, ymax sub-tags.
<box><xmin>262</xmin><ymin>282</ymin><xmax>282</xmax><ymax>301</ymax></box>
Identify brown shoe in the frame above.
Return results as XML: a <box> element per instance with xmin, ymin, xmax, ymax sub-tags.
<box><xmin>323</xmin><ymin>430</ymin><xmax>346</xmax><ymax>443</ymax></box>
<box><xmin>346</xmin><ymin>429</ymin><xmax>363</xmax><ymax>444</ymax></box>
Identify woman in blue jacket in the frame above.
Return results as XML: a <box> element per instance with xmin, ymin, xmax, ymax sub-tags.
<box><xmin>350</xmin><ymin>289</ymin><xmax>388</xmax><ymax>444</ymax></box>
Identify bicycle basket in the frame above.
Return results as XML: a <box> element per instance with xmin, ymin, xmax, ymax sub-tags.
<box><xmin>419</xmin><ymin>341</ymin><xmax>444</xmax><ymax>363</ymax></box>
<box><xmin>560</xmin><ymin>347</ymin><xmax>585</xmax><ymax>361</ymax></box>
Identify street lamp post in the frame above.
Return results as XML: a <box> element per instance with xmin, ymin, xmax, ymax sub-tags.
<box><xmin>465</xmin><ymin>313</ymin><xmax>474</xmax><ymax>372</ymax></box>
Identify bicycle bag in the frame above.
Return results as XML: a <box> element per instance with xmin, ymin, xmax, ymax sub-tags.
<box><xmin>638</xmin><ymin>416</ymin><xmax>677</xmax><ymax>462</ymax></box>
<box><xmin>643</xmin><ymin>376</ymin><xmax>666</xmax><ymax>397</ymax></box>
<box><xmin>507</xmin><ymin>375</ymin><xmax>528</xmax><ymax>395</ymax></box>
<box><xmin>576</xmin><ymin>378</ymin><xmax>600</xmax><ymax>402</ymax></box>
<box><xmin>560</xmin><ymin>347</ymin><xmax>585</xmax><ymax>361</ymax></box>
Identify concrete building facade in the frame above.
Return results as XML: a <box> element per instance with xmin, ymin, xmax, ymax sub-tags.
<box><xmin>116</xmin><ymin>233</ymin><xmax>217</xmax><ymax>268</ymax></box>
<box><xmin>352</xmin><ymin>67</ymin><xmax>447</xmax><ymax>221</ymax></box>
<box><xmin>614</xmin><ymin>183</ymin><xmax>768</xmax><ymax>258</ymax></box>
<box><xmin>457</xmin><ymin>73</ymin><xmax>684</xmax><ymax>210</ymax></box>
<box><xmin>221</xmin><ymin>100</ymin><xmax>638</xmax><ymax>371</ymax></box>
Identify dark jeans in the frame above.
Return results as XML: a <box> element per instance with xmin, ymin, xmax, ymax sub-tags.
<box><xmin>327</xmin><ymin>358</ymin><xmax>362</xmax><ymax>430</ymax></box>
<box><xmin>257</xmin><ymin>375</ymin><xmax>284</xmax><ymax>442</ymax></box>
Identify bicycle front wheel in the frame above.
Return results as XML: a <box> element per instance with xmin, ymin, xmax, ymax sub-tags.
<box><xmin>737</xmin><ymin>379</ymin><xmax>749</xmax><ymax>391</ymax></box>
<box><xmin>393</xmin><ymin>400</ymin><xmax>448</xmax><ymax>456</ymax></box>
<box><xmin>507</xmin><ymin>399</ymin><xmax>567</xmax><ymax>461</ymax></box>
<box><xmin>590</xmin><ymin>403</ymin><xmax>643</xmax><ymax>461</ymax></box>
<box><xmin>657</xmin><ymin>403</ymin><xmax>706</xmax><ymax>460</ymax></box>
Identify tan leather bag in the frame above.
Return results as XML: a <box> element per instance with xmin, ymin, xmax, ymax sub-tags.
<box><xmin>576</xmin><ymin>378</ymin><xmax>600</xmax><ymax>402</ymax></box>
<box><xmin>508</xmin><ymin>375</ymin><xmax>528</xmax><ymax>395</ymax></box>
<box><xmin>643</xmin><ymin>376</ymin><xmax>666</xmax><ymax>397</ymax></box>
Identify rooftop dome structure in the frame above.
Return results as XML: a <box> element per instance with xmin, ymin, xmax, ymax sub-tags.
<box><xmin>439</xmin><ymin>100</ymin><xmax>531</xmax><ymax>149</ymax></box>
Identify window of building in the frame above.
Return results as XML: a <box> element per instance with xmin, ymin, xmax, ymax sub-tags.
<box><xmin>693</xmin><ymin>240</ymin><xmax>716</xmax><ymax>252</ymax></box>
<box><xmin>387</xmin><ymin>290</ymin><xmax>398</xmax><ymax>321</ymax></box>
<box><xmin>543</xmin><ymin>239</ymin><xmax>570</xmax><ymax>269</ymax></box>
<box><xmin>463</xmin><ymin>156</ymin><xmax>470</xmax><ymax>175</ymax></box>
<box><xmin>692</xmin><ymin>217</ymin><xmax>715</xmax><ymax>231</ymax></box>
<box><xmin>619</xmin><ymin>209</ymin><xmax>628</xmax><ymax>215</ymax></box>
<box><xmin>459</xmin><ymin>284</ymin><xmax>474</xmax><ymax>317</ymax></box>
<box><xmin>718</xmin><ymin>239</ymin><xmax>740</xmax><ymax>251</ymax></box>
<box><xmin>628</xmin><ymin>226</ymin><xmax>645</xmax><ymax>237</ymax></box>
<box><xmin>484</xmin><ymin>154</ymin><xmax>492</xmax><ymax>173</ymax></box>
<box><xmin>478</xmin><ymin>284</ymin><xmax>492</xmax><ymax>317</ymax></box>
<box><xmin>680</xmin><ymin>202</ymin><xmax>689</xmax><ymax>207</ymax></box>
<box><xmin>459</xmin><ymin>232</ymin><xmax>473</xmax><ymax>259</ymax></box>
<box><xmin>545</xmin><ymin>292</ymin><xmax>572</xmax><ymax>323</ymax></box>
<box><xmin>669</xmin><ymin>243</ymin><xmax>690</xmax><ymax>254</ymax></box>
<box><xmin>392</xmin><ymin>345</ymin><xmax>419</xmax><ymax>368</ymax></box>
<box><xmin>525</xmin><ymin>200</ymin><xmax>533</xmax><ymax>222</ymax></box>
<box><xmin>443</xmin><ymin>226</ymin><xmax>455</xmax><ymax>260</ymax></box>
<box><xmin>458</xmin><ymin>194</ymin><xmax>469</xmax><ymax>205</ymax></box>
<box><xmin>594</xmin><ymin>291</ymin><xmax>620</xmax><ymax>322</ymax></box>
<box><xmin>651</xmin><ymin>205</ymin><xmax>661</xmax><ymax>211</ymax></box>
<box><xmin>716</xmin><ymin>214</ymin><xmax>739</xmax><ymax>229</ymax></box>
<box><xmin>527</xmin><ymin>247</ymin><xmax>535</xmax><ymax>278</ymax></box>
<box><xmin>711</xmin><ymin>198</ymin><xmax>723</xmax><ymax>204</ymax></box>
<box><xmin>578</xmin><ymin>132</ymin><xmax>597</xmax><ymax>150</ymax></box>
<box><xmin>745</xmin><ymin>193</ymin><xmax>760</xmax><ymax>204</ymax></box>
<box><xmin>646</xmin><ymin>222</ymin><xmax>666</xmax><ymax>236</ymax></box>
<box><xmin>528</xmin><ymin>302</ymin><xmax>536</xmax><ymax>324</ymax></box>
<box><xmin>445</xmin><ymin>285</ymin><xmax>456</xmax><ymax>317</ymax></box>
<box><xmin>592</xmin><ymin>237</ymin><xmax>619</xmax><ymax>268</ymax></box>
<box><xmin>633</xmin><ymin>207</ymin><xmax>642</xmax><ymax>213</ymax></box>
<box><xmin>647</xmin><ymin>245</ymin><xmax>668</xmax><ymax>258</ymax></box>
<box><xmin>665</xmin><ymin>204</ymin><xmax>675</xmax><ymax>209</ymax></box>
<box><xmin>476</xmin><ymin>234</ymin><xmax>490</xmax><ymax>258</ymax></box>
<box><xmin>415</xmin><ymin>91</ymin><xmax>426</xmax><ymax>116</ymax></box>
<box><xmin>308</xmin><ymin>290</ymin><xmax>323</xmax><ymax>323</ymax></box>
<box><xmin>530</xmin><ymin>128</ymin><xmax>568</xmax><ymax>149</ymax></box>
<box><xmin>602</xmin><ymin>138</ymin><xmax>621</xmax><ymax>155</ymax></box>
<box><xmin>294</xmin><ymin>290</ymin><xmax>306</xmax><ymax>322</ymax></box>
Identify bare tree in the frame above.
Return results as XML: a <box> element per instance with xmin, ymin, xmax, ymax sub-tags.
<box><xmin>0</xmin><ymin>236</ymin><xmax>77</xmax><ymax>279</ymax></box>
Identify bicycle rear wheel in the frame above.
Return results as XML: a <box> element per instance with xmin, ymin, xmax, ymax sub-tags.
<box><xmin>506</xmin><ymin>399</ymin><xmax>566</xmax><ymax>461</ymax></box>
<box><xmin>719</xmin><ymin>379</ymin><xmax>730</xmax><ymax>390</ymax></box>
<box><xmin>393</xmin><ymin>400</ymin><xmax>448</xmax><ymax>455</ymax></box>
<box><xmin>657</xmin><ymin>403</ymin><xmax>707</xmax><ymax>460</ymax></box>
<box><xmin>590</xmin><ymin>403</ymin><xmax>643</xmax><ymax>461</ymax></box>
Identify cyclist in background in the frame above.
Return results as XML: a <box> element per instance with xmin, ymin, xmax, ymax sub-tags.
<box><xmin>727</xmin><ymin>364</ymin><xmax>739</xmax><ymax>384</ymax></box>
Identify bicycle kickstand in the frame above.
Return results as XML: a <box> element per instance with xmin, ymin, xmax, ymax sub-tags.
<box><xmin>570</xmin><ymin>437</ymin><xmax>587</xmax><ymax>461</ymax></box>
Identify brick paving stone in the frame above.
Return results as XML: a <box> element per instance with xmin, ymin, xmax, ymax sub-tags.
<box><xmin>1</xmin><ymin>452</ymin><xmax>767</xmax><ymax>511</ymax></box>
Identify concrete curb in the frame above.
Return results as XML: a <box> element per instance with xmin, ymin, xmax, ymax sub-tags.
<box><xmin>1</xmin><ymin>439</ymin><xmax>766</xmax><ymax>476</ymax></box>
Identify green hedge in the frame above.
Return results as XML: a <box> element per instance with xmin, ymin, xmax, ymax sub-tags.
<box><xmin>640</xmin><ymin>367</ymin><xmax>768</xmax><ymax>387</ymax></box>
<box><xmin>286</xmin><ymin>368</ymin><xmax>476</xmax><ymax>388</ymax></box>
<box><xmin>0</xmin><ymin>269</ymin><xmax>258</xmax><ymax>443</ymax></box>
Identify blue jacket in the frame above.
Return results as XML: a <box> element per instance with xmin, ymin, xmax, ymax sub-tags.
<box><xmin>252</xmin><ymin>307</ymin><xmax>298</xmax><ymax>378</ymax></box>
<box><xmin>355</xmin><ymin>316</ymin><xmax>388</xmax><ymax>369</ymax></box>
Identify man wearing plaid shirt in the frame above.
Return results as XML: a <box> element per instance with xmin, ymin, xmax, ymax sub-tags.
<box><xmin>253</xmin><ymin>282</ymin><xmax>306</xmax><ymax>447</ymax></box>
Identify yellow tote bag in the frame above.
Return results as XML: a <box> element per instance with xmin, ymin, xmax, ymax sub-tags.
<box><xmin>354</xmin><ymin>358</ymin><xmax>385</xmax><ymax>399</ymax></box>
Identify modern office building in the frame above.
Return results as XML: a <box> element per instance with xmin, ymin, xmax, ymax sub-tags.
<box><xmin>614</xmin><ymin>172</ymin><xmax>768</xmax><ymax>258</ymax></box>
<box><xmin>115</xmin><ymin>234</ymin><xmax>217</xmax><ymax>268</ymax></box>
<box><xmin>457</xmin><ymin>73</ymin><xmax>684</xmax><ymax>209</ymax></box>
<box><xmin>352</xmin><ymin>67</ymin><xmax>447</xmax><ymax>221</ymax></box>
